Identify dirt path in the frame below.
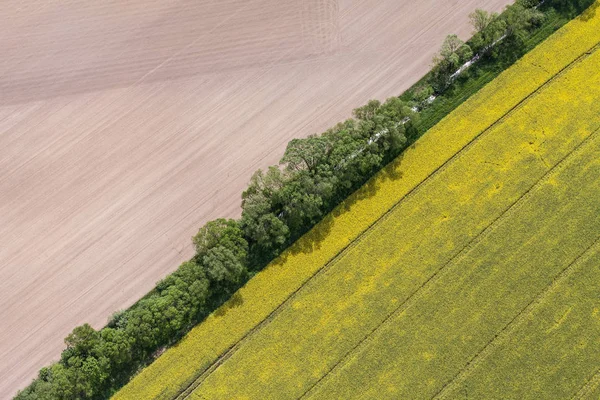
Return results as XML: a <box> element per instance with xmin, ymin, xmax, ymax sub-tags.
<box><xmin>0</xmin><ymin>0</ymin><xmax>512</xmax><ymax>397</ymax></box>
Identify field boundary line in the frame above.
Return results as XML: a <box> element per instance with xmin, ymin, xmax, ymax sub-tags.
<box><xmin>298</xmin><ymin>128</ymin><xmax>600</xmax><ymax>400</ymax></box>
<box><xmin>175</xmin><ymin>41</ymin><xmax>600</xmax><ymax>400</ymax></box>
<box><xmin>572</xmin><ymin>367</ymin><xmax>600</xmax><ymax>399</ymax></box>
<box><xmin>434</xmin><ymin>238</ymin><xmax>600</xmax><ymax>400</ymax></box>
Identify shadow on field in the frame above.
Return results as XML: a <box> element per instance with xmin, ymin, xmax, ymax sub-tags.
<box><xmin>269</xmin><ymin>144</ymin><xmax>415</xmax><ymax>269</ymax></box>
<box><xmin>213</xmin><ymin>292</ymin><xmax>245</xmax><ymax>317</ymax></box>
<box><xmin>580</xmin><ymin>1</ymin><xmax>599</xmax><ymax>21</ymax></box>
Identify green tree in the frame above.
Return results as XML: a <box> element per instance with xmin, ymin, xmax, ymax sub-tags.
<box><xmin>158</xmin><ymin>261</ymin><xmax>211</xmax><ymax>312</ymax></box>
<box><xmin>517</xmin><ymin>0</ymin><xmax>542</xmax><ymax>8</ymax></box>
<box><xmin>241</xmin><ymin>167</ymin><xmax>290</xmax><ymax>262</ymax></box>
<box><xmin>410</xmin><ymin>84</ymin><xmax>434</xmax><ymax>109</ymax></box>
<box><xmin>281</xmin><ymin>135</ymin><xmax>329</xmax><ymax>172</ymax></box>
<box><xmin>241</xmin><ymin>202</ymin><xmax>289</xmax><ymax>262</ymax></box>
<box><xmin>202</xmin><ymin>246</ymin><xmax>246</xmax><ymax>285</ymax></box>
<box><xmin>192</xmin><ymin>219</ymin><xmax>247</xmax><ymax>263</ymax></box>
<box><xmin>468</xmin><ymin>8</ymin><xmax>507</xmax><ymax>54</ymax></box>
<box><xmin>439</xmin><ymin>34</ymin><xmax>473</xmax><ymax>66</ymax></box>
<box><xmin>278</xmin><ymin>173</ymin><xmax>325</xmax><ymax>238</ymax></box>
<box><xmin>472</xmin><ymin>15</ymin><xmax>506</xmax><ymax>54</ymax></box>
<box><xmin>469</xmin><ymin>9</ymin><xmax>496</xmax><ymax>32</ymax></box>
<box><xmin>430</xmin><ymin>35</ymin><xmax>473</xmax><ymax>91</ymax></box>
<box><xmin>62</xmin><ymin>324</ymin><xmax>99</xmax><ymax>361</ymax></box>
<box><xmin>98</xmin><ymin>327</ymin><xmax>133</xmax><ymax>368</ymax></box>
<box><xmin>46</xmin><ymin>364</ymin><xmax>76</xmax><ymax>400</ymax></box>
<box><xmin>503</xmin><ymin>2</ymin><xmax>544</xmax><ymax>43</ymax></box>
<box><xmin>352</xmin><ymin>99</ymin><xmax>381</xmax><ymax>121</ymax></box>
<box><xmin>65</xmin><ymin>356</ymin><xmax>107</xmax><ymax>399</ymax></box>
<box><xmin>546</xmin><ymin>0</ymin><xmax>595</xmax><ymax>13</ymax></box>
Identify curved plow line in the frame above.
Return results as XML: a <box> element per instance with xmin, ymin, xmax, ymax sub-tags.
<box><xmin>175</xmin><ymin>40</ymin><xmax>600</xmax><ymax>400</ymax></box>
<box><xmin>299</xmin><ymin>128</ymin><xmax>600</xmax><ymax>400</ymax></box>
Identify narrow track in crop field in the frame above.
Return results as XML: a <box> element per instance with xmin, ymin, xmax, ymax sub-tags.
<box><xmin>177</xmin><ymin>41</ymin><xmax>600</xmax><ymax>400</ymax></box>
<box><xmin>573</xmin><ymin>367</ymin><xmax>600</xmax><ymax>399</ymax></box>
<box><xmin>298</xmin><ymin>128</ymin><xmax>600</xmax><ymax>400</ymax></box>
<box><xmin>433</xmin><ymin>238</ymin><xmax>600</xmax><ymax>400</ymax></box>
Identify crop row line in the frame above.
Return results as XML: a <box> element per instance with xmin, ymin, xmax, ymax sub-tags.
<box><xmin>572</xmin><ymin>366</ymin><xmax>600</xmax><ymax>399</ymax></box>
<box><xmin>434</xmin><ymin>238</ymin><xmax>600</xmax><ymax>399</ymax></box>
<box><xmin>298</xmin><ymin>126</ymin><xmax>600</xmax><ymax>400</ymax></box>
<box><xmin>176</xmin><ymin>39</ymin><xmax>600</xmax><ymax>400</ymax></box>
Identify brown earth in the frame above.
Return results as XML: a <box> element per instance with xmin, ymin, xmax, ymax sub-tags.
<box><xmin>0</xmin><ymin>0</ymin><xmax>512</xmax><ymax>397</ymax></box>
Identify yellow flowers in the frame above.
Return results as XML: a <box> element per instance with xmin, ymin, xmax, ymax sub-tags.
<box><xmin>191</xmin><ymin>44</ymin><xmax>600</xmax><ymax>400</ymax></box>
<box><xmin>308</xmin><ymin>137</ymin><xmax>600</xmax><ymax>400</ymax></box>
<box><xmin>114</xmin><ymin>4</ymin><xmax>600</xmax><ymax>399</ymax></box>
<box><xmin>437</xmin><ymin>245</ymin><xmax>600</xmax><ymax>399</ymax></box>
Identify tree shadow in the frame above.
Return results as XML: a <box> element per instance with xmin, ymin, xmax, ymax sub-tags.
<box><xmin>580</xmin><ymin>1</ymin><xmax>599</xmax><ymax>22</ymax></box>
<box><xmin>213</xmin><ymin>291</ymin><xmax>245</xmax><ymax>318</ymax></box>
<box><xmin>269</xmin><ymin>143</ymin><xmax>416</xmax><ymax>269</ymax></box>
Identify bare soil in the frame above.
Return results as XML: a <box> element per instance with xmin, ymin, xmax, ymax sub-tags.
<box><xmin>0</xmin><ymin>0</ymin><xmax>511</xmax><ymax>396</ymax></box>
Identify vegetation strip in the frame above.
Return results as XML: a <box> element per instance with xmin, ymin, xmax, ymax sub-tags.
<box><xmin>300</xmin><ymin>130</ymin><xmax>600</xmax><ymax>400</ymax></box>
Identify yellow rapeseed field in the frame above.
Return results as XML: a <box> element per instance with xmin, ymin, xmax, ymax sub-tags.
<box><xmin>307</xmin><ymin>136</ymin><xmax>600</xmax><ymax>400</ymax></box>
<box><xmin>438</xmin><ymin>243</ymin><xmax>600</xmax><ymax>399</ymax></box>
<box><xmin>114</xmin><ymin>3</ymin><xmax>600</xmax><ymax>399</ymax></box>
<box><xmin>189</xmin><ymin>39</ymin><xmax>600</xmax><ymax>400</ymax></box>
